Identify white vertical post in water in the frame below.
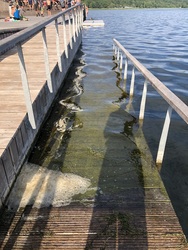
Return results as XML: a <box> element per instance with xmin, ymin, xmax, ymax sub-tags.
<box><xmin>62</xmin><ymin>15</ymin><xmax>68</xmax><ymax>58</ymax></box>
<box><xmin>42</xmin><ymin>28</ymin><xmax>53</xmax><ymax>93</ymax></box>
<box><xmin>77</xmin><ymin>7</ymin><xmax>80</xmax><ymax>32</ymax></box>
<box><xmin>130</xmin><ymin>66</ymin><xmax>135</xmax><ymax>96</ymax></box>
<box><xmin>117</xmin><ymin>48</ymin><xmax>120</xmax><ymax>61</ymax></box>
<box><xmin>55</xmin><ymin>19</ymin><xmax>62</xmax><ymax>72</ymax></box>
<box><xmin>139</xmin><ymin>79</ymin><xmax>148</xmax><ymax>120</ymax></box>
<box><xmin>78</xmin><ymin>6</ymin><xmax>82</xmax><ymax>32</ymax></box>
<box><xmin>113</xmin><ymin>44</ymin><xmax>117</xmax><ymax>58</ymax></box>
<box><xmin>124</xmin><ymin>58</ymin><xmax>128</xmax><ymax>80</ymax></box>
<box><xmin>80</xmin><ymin>6</ymin><xmax>83</xmax><ymax>25</ymax></box>
<box><xmin>120</xmin><ymin>53</ymin><xmax>123</xmax><ymax>70</ymax></box>
<box><xmin>75</xmin><ymin>9</ymin><xmax>78</xmax><ymax>36</ymax></box>
<box><xmin>156</xmin><ymin>106</ymin><xmax>172</xmax><ymax>164</ymax></box>
<box><xmin>72</xmin><ymin>10</ymin><xmax>76</xmax><ymax>42</ymax></box>
<box><xmin>17</xmin><ymin>43</ymin><xmax>36</xmax><ymax>129</ymax></box>
<box><xmin>68</xmin><ymin>14</ymin><xmax>73</xmax><ymax>49</ymax></box>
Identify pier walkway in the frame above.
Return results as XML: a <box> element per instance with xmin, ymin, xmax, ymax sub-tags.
<box><xmin>0</xmin><ymin>9</ymin><xmax>188</xmax><ymax>250</ymax></box>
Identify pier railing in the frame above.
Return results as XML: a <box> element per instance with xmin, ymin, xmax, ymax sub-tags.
<box><xmin>0</xmin><ymin>6</ymin><xmax>83</xmax><ymax>207</ymax></box>
<box><xmin>113</xmin><ymin>38</ymin><xmax>188</xmax><ymax>165</ymax></box>
<box><xmin>0</xmin><ymin>5</ymin><xmax>83</xmax><ymax>129</ymax></box>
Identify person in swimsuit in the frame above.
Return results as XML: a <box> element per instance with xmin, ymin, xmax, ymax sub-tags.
<box><xmin>46</xmin><ymin>0</ymin><xmax>52</xmax><ymax>15</ymax></box>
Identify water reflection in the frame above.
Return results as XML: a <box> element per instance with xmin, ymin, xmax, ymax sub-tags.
<box><xmin>29</xmin><ymin>50</ymin><xmax>86</xmax><ymax>170</ymax></box>
<box><xmin>27</xmin><ymin>9</ymin><xmax>188</xmax><ymax>243</ymax></box>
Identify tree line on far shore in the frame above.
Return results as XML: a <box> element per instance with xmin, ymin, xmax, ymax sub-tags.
<box><xmin>84</xmin><ymin>0</ymin><xmax>188</xmax><ymax>9</ymax></box>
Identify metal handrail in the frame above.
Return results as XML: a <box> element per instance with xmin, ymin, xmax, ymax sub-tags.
<box><xmin>0</xmin><ymin>5</ymin><xmax>83</xmax><ymax>129</ymax></box>
<box><xmin>0</xmin><ymin>5</ymin><xmax>83</xmax><ymax>55</ymax></box>
<box><xmin>113</xmin><ymin>38</ymin><xmax>188</xmax><ymax>165</ymax></box>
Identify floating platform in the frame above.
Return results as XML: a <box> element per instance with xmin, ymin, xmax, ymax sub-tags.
<box><xmin>83</xmin><ymin>19</ymin><xmax>105</xmax><ymax>27</ymax></box>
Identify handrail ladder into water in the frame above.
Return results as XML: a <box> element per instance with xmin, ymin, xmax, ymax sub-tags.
<box><xmin>113</xmin><ymin>38</ymin><xmax>188</xmax><ymax>166</ymax></box>
<box><xmin>0</xmin><ymin>4</ymin><xmax>83</xmax><ymax>207</ymax></box>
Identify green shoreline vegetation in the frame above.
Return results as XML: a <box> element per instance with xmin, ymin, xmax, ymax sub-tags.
<box><xmin>84</xmin><ymin>0</ymin><xmax>188</xmax><ymax>9</ymax></box>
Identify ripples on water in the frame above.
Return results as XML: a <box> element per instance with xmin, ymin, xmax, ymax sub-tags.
<box><xmin>28</xmin><ymin>9</ymin><xmax>188</xmax><ymax>239</ymax></box>
<box><xmin>87</xmin><ymin>9</ymin><xmax>188</xmax><ymax>102</ymax></box>
<box><xmin>85</xmin><ymin>9</ymin><xmax>188</xmax><ymax>237</ymax></box>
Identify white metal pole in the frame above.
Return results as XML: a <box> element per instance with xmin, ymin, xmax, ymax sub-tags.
<box><xmin>55</xmin><ymin>19</ymin><xmax>62</xmax><ymax>72</ymax></box>
<box><xmin>68</xmin><ymin>13</ymin><xmax>73</xmax><ymax>49</ymax></box>
<box><xmin>130</xmin><ymin>66</ymin><xmax>135</xmax><ymax>97</ymax></box>
<box><xmin>123</xmin><ymin>58</ymin><xmax>128</xmax><ymax>80</ymax></box>
<box><xmin>139</xmin><ymin>79</ymin><xmax>148</xmax><ymax>120</ymax></box>
<box><xmin>117</xmin><ymin>48</ymin><xmax>120</xmax><ymax>61</ymax></box>
<box><xmin>72</xmin><ymin>9</ymin><xmax>76</xmax><ymax>42</ymax></box>
<box><xmin>120</xmin><ymin>53</ymin><xmax>123</xmax><ymax>70</ymax></box>
<box><xmin>42</xmin><ymin>28</ymin><xmax>53</xmax><ymax>93</ymax></box>
<box><xmin>156</xmin><ymin>106</ymin><xmax>173</xmax><ymax>164</ymax></box>
<box><xmin>62</xmin><ymin>15</ymin><xmax>68</xmax><ymax>58</ymax></box>
<box><xmin>17</xmin><ymin>43</ymin><xmax>36</xmax><ymax>129</ymax></box>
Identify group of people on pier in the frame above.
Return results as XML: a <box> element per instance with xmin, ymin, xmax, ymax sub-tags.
<box><xmin>6</xmin><ymin>0</ymin><xmax>85</xmax><ymax>21</ymax></box>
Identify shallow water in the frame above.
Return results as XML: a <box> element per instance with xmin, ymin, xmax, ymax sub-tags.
<box><xmin>24</xmin><ymin>9</ymin><xmax>188</xmax><ymax>238</ymax></box>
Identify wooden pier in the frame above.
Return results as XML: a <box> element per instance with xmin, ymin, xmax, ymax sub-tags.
<box><xmin>0</xmin><ymin>10</ymin><xmax>188</xmax><ymax>250</ymax></box>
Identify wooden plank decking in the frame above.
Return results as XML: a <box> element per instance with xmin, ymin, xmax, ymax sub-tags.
<box><xmin>0</xmin><ymin>19</ymin><xmax>69</xmax><ymax>156</ymax></box>
<box><xmin>0</xmin><ymin>201</ymin><xmax>187</xmax><ymax>249</ymax></box>
<box><xmin>0</xmin><ymin>17</ymin><xmax>188</xmax><ymax>250</ymax></box>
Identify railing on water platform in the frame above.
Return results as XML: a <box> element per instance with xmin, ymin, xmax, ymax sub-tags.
<box><xmin>113</xmin><ymin>38</ymin><xmax>188</xmax><ymax>165</ymax></box>
<box><xmin>0</xmin><ymin>5</ymin><xmax>83</xmax><ymax>207</ymax></box>
<box><xmin>0</xmin><ymin>4</ymin><xmax>83</xmax><ymax>129</ymax></box>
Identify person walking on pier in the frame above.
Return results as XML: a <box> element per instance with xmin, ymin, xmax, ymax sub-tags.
<box><xmin>46</xmin><ymin>0</ymin><xmax>52</xmax><ymax>15</ymax></box>
<box><xmin>39</xmin><ymin>0</ymin><xmax>44</xmax><ymax>16</ymax></box>
<box><xmin>60</xmin><ymin>0</ymin><xmax>65</xmax><ymax>11</ymax></box>
<box><xmin>33</xmin><ymin>0</ymin><xmax>40</xmax><ymax>16</ymax></box>
<box><xmin>28</xmin><ymin>0</ymin><xmax>33</xmax><ymax>10</ymax></box>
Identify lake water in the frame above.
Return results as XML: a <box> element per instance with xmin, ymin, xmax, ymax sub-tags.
<box><xmin>29</xmin><ymin>9</ymin><xmax>188</xmax><ymax>238</ymax></box>
<box><xmin>83</xmin><ymin>8</ymin><xmax>188</xmax><ymax>237</ymax></box>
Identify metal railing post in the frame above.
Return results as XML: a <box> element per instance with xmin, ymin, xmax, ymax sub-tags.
<box><xmin>139</xmin><ymin>80</ymin><xmax>148</xmax><ymax>120</ymax></box>
<box><xmin>17</xmin><ymin>43</ymin><xmax>36</xmax><ymax>129</ymax></box>
<box><xmin>130</xmin><ymin>66</ymin><xmax>135</xmax><ymax>96</ymax></box>
<box><xmin>117</xmin><ymin>48</ymin><xmax>120</xmax><ymax>61</ymax></box>
<box><xmin>55</xmin><ymin>19</ymin><xmax>62</xmax><ymax>72</ymax></box>
<box><xmin>124</xmin><ymin>58</ymin><xmax>128</xmax><ymax>80</ymax></box>
<box><xmin>114</xmin><ymin>46</ymin><xmax>117</xmax><ymax>58</ymax></box>
<box><xmin>75</xmin><ymin>9</ymin><xmax>78</xmax><ymax>37</ymax></box>
<box><xmin>120</xmin><ymin>53</ymin><xmax>123</xmax><ymax>70</ymax></box>
<box><xmin>42</xmin><ymin>28</ymin><xmax>53</xmax><ymax>93</ymax></box>
<box><xmin>72</xmin><ymin>9</ymin><xmax>76</xmax><ymax>42</ymax></box>
<box><xmin>156</xmin><ymin>106</ymin><xmax>172</xmax><ymax>164</ymax></box>
<box><xmin>62</xmin><ymin>15</ymin><xmax>68</xmax><ymax>58</ymax></box>
<box><xmin>68</xmin><ymin>14</ymin><xmax>73</xmax><ymax>49</ymax></box>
